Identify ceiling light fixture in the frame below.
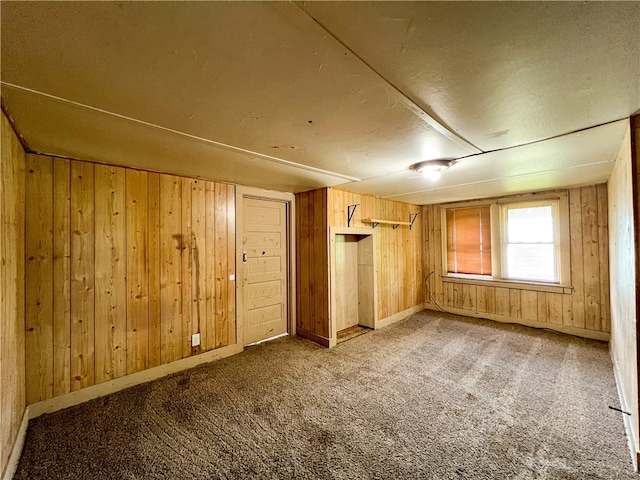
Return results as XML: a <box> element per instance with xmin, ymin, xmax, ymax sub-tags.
<box><xmin>411</xmin><ymin>159</ymin><xmax>456</xmax><ymax>181</ymax></box>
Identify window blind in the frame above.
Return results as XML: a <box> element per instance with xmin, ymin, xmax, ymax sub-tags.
<box><xmin>446</xmin><ymin>205</ymin><xmax>491</xmax><ymax>275</ymax></box>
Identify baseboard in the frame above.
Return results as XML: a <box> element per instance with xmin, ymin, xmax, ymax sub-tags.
<box><xmin>610</xmin><ymin>346</ymin><xmax>639</xmax><ymax>472</ymax></box>
<box><xmin>2</xmin><ymin>406</ymin><xmax>30</xmax><ymax>480</ymax></box>
<box><xmin>376</xmin><ymin>304</ymin><xmax>425</xmax><ymax>330</ymax></box>
<box><xmin>423</xmin><ymin>303</ymin><xmax>610</xmax><ymax>342</ymax></box>
<box><xmin>296</xmin><ymin>328</ymin><xmax>331</xmax><ymax>348</ymax></box>
<box><xmin>28</xmin><ymin>343</ymin><xmax>243</xmax><ymax>419</ymax></box>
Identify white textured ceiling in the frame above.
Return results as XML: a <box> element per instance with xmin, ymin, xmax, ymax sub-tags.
<box><xmin>1</xmin><ymin>1</ymin><xmax>639</xmax><ymax>204</ymax></box>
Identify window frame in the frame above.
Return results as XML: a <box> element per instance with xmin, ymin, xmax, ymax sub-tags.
<box><xmin>440</xmin><ymin>192</ymin><xmax>571</xmax><ymax>289</ymax></box>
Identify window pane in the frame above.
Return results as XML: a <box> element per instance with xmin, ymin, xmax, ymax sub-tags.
<box><xmin>507</xmin><ymin>206</ymin><xmax>553</xmax><ymax>243</ymax></box>
<box><xmin>506</xmin><ymin>244</ymin><xmax>556</xmax><ymax>282</ymax></box>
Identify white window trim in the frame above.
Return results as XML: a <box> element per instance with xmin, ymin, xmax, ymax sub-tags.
<box><xmin>440</xmin><ymin>192</ymin><xmax>571</xmax><ymax>289</ymax></box>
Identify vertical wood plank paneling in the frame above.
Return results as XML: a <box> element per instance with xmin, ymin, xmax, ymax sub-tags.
<box><xmin>297</xmin><ymin>192</ymin><xmax>310</xmax><ymax>333</ymax></box>
<box><xmin>378</xmin><ymin>202</ymin><xmax>389</xmax><ymax>318</ymax></box>
<box><xmin>181</xmin><ymin>178</ymin><xmax>193</xmax><ymax>355</ymax></box>
<box><xmin>476</xmin><ymin>286</ymin><xmax>487</xmax><ymax>313</ymax></box>
<box><xmin>452</xmin><ymin>283</ymin><xmax>463</xmax><ymax>308</ymax></box>
<box><xmin>94</xmin><ymin>164</ymin><xmax>126</xmax><ymax>383</ymax></box>
<box><xmin>330</xmin><ymin>189</ymin><xmax>341</xmax><ymax>227</ymax></box>
<box><xmin>310</xmin><ymin>188</ymin><xmax>321</xmax><ymax>334</ymax></box>
<box><xmin>399</xmin><ymin>203</ymin><xmax>408</xmax><ymax>309</ymax></box>
<box><xmin>569</xmin><ymin>188</ymin><xmax>586</xmax><ymax>328</ymax></box>
<box><xmin>159</xmin><ymin>175</ymin><xmax>182</xmax><ymax>364</ymax></box>
<box><xmin>424</xmin><ymin>205</ymin><xmax>434</xmax><ymax>302</ymax></box>
<box><xmin>320</xmin><ymin>188</ymin><xmax>330</xmax><ymax>337</ymax></box>
<box><xmin>562</xmin><ymin>293</ymin><xmax>573</xmax><ymax>327</ymax></box>
<box><xmin>547</xmin><ymin>293</ymin><xmax>563</xmax><ymax>324</ymax></box>
<box><xmin>148</xmin><ymin>173</ymin><xmax>162</xmax><ymax>367</ymax></box>
<box><xmin>14</xmin><ymin>127</ymin><xmax>26</xmax><ymax>420</ymax></box>
<box><xmin>23</xmin><ymin>154</ymin><xmax>240</xmax><ymax>403</ymax></box>
<box><xmin>443</xmin><ymin>283</ymin><xmax>451</xmax><ymax>307</ymax></box>
<box><xmin>509</xmin><ymin>289</ymin><xmax>521</xmax><ymax>318</ymax></box>
<box><xmin>596</xmin><ymin>183</ymin><xmax>611</xmax><ymax>332</ymax></box>
<box><xmin>462</xmin><ymin>284</ymin><xmax>472</xmax><ymax>310</ymax></box>
<box><xmin>537</xmin><ymin>293</ymin><xmax>548</xmax><ymax>323</ymax></box>
<box><xmin>1</xmin><ymin>116</ymin><xmax>7</xmax><ymax>471</ymax></box>
<box><xmin>1</xmin><ymin>111</ymin><xmax>26</xmax><ymax>475</ymax></box>
<box><xmin>485</xmin><ymin>287</ymin><xmax>496</xmax><ymax>315</ymax></box>
<box><xmin>414</xmin><ymin>207</ymin><xmax>424</xmax><ymax>306</ymax></box>
<box><xmin>226</xmin><ymin>184</ymin><xmax>237</xmax><ymax>346</ymax></box>
<box><xmin>361</xmin><ymin>194</ymin><xmax>373</xmax><ymax>229</ymax></box>
<box><xmin>468</xmin><ymin>285</ymin><xmax>477</xmax><ymax>311</ymax></box>
<box><xmin>608</xmin><ymin>121</ymin><xmax>638</xmax><ymax>456</ymax></box>
<box><xmin>25</xmin><ymin>155</ymin><xmax>54</xmax><ymax>403</ymax></box>
<box><xmin>389</xmin><ymin>201</ymin><xmax>399</xmax><ymax>314</ymax></box>
<box><xmin>190</xmin><ymin>179</ymin><xmax>206</xmax><ymax>355</ymax></box>
<box><xmin>204</xmin><ymin>181</ymin><xmax>217</xmax><ymax>351</ymax></box>
<box><xmin>52</xmin><ymin>159</ymin><xmax>71</xmax><ymax>397</ymax></box>
<box><xmin>521</xmin><ymin>290</ymin><xmax>538</xmax><ymax>321</ymax></box>
<box><xmin>296</xmin><ymin>189</ymin><xmax>330</xmax><ymax>339</ymax></box>
<box><xmin>581</xmin><ymin>186</ymin><xmax>601</xmax><ymax>330</ymax></box>
<box><xmin>214</xmin><ymin>182</ymin><xmax>228</xmax><ymax>348</ymax></box>
<box><xmin>70</xmin><ymin>160</ymin><xmax>95</xmax><ymax>391</ymax></box>
<box><xmin>126</xmin><ymin>169</ymin><xmax>149</xmax><ymax>374</ymax></box>
<box><xmin>495</xmin><ymin>288</ymin><xmax>509</xmax><ymax>317</ymax></box>
<box><xmin>433</xmin><ymin>206</ymin><xmax>443</xmax><ymax>306</ymax></box>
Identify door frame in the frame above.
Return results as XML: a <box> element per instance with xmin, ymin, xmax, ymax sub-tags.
<box><xmin>236</xmin><ymin>186</ymin><xmax>296</xmax><ymax>347</ymax></box>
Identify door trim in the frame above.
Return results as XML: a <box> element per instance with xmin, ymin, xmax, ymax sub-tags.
<box><xmin>236</xmin><ymin>186</ymin><xmax>296</xmax><ymax>347</ymax></box>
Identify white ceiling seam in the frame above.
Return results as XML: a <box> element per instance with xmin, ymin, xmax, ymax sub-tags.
<box><xmin>386</xmin><ymin>160</ymin><xmax>616</xmax><ymax>200</ymax></box>
<box><xmin>353</xmin><ymin>117</ymin><xmax>630</xmax><ymax>184</ymax></box>
<box><xmin>1</xmin><ymin>81</ymin><xmax>361</xmax><ymax>183</ymax></box>
<box><xmin>293</xmin><ymin>0</ymin><xmax>482</xmax><ymax>156</ymax></box>
<box><xmin>450</xmin><ymin>118</ymin><xmax>634</xmax><ymax>164</ymax></box>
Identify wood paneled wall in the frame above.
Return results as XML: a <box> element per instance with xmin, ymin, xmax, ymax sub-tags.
<box><xmin>295</xmin><ymin>187</ymin><xmax>423</xmax><ymax>343</ymax></box>
<box><xmin>327</xmin><ymin>189</ymin><xmax>423</xmax><ymax>320</ymax></box>
<box><xmin>423</xmin><ymin>185</ymin><xmax>611</xmax><ymax>340</ymax></box>
<box><xmin>24</xmin><ymin>154</ymin><xmax>236</xmax><ymax>404</ymax></box>
<box><xmin>609</xmin><ymin>122</ymin><xmax>639</xmax><ymax>461</ymax></box>
<box><xmin>633</xmin><ymin>114</ymin><xmax>640</xmax><ymax>465</ymax></box>
<box><xmin>1</xmin><ymin>112</ymin><xmax>26</xmax><ymax>477</ymax></box>
<box><xmin>295</xmin><ymin>188</ymin><xmax>329</xmax><ymax>340</ymax></box>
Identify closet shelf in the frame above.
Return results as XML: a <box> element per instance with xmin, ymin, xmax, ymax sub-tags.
<box><xmin>362</xmin><ymin>218</ymin><xmax>412</xmax><ymax>229</ymax></box>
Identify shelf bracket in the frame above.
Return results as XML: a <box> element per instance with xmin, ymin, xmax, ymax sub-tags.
<box><xmin>347</xmin><ymin>204</ymin><xmax>359</xmax><ymax>227</ymax></box>
<box><xmin>409</xmin><ymin>213</ymin><xmax>419</xmax><ymax>230</ymax></box>
<box><xmin>371</xmin><ymin>221</ymin><xmax>379</xmax><ymax>229</ymax></box>
<box><xmin>393</xmin><ymin>224</ymin><xmax>400</xmax><ymax>229</ymax></box>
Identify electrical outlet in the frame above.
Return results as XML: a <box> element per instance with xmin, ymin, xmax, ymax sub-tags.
<box><xmin>191</xmin><ymin>333</ymin><xmax>201</xmax><ymax>347</ymax></box>
<box><xmin>229</xmin><ymin>274</ymin><xmax>235</xmax><ymax>281</ymax></box>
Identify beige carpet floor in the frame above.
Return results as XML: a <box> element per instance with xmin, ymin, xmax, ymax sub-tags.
<box><xmin>14</xmin><ymin>311</ymin><xmax>636</xmax><ymax>479</ymax></box>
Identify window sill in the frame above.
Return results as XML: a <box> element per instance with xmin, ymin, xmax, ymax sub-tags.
<box><xmin>441</xmin><ymin>274</ymin><xmax>572</xmax><ymax>294</ymax></box>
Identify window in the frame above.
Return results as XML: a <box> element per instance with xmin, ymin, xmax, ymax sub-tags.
<box><xmin>442</xmin><ymin>194</ymin><xmax>569</xmax><ymax>285</ymax></box>
<box><xmin>501</xmin><ymin>201</ymin><xmax>559</xmax><ymax>282</ymax></box>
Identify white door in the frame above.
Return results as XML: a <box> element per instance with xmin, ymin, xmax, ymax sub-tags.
<box><xmin>241</xmin><ymin>198</ymin><xmax>288</xmax><ymax>345</ymax></box>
